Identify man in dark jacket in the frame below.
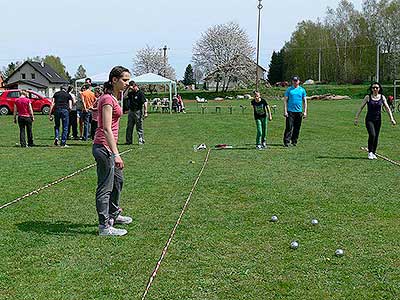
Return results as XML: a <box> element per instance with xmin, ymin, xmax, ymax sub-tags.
<box><xmin>125</xmin><ymin>81</ymin><xmax>148</xmax><ymax>145</ymax></box>
<box><xmin>49</xmin><ymin>85</ymin><xmax>72</xmax><ymax>147</ymax></box>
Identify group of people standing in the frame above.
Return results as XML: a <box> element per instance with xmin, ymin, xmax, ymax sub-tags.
<box><xmin>48</xmin><ymin>78</ymin><xmax>102</xmax><ymax>147</ymax></box>
<box><xmin>251</xmin><ymin>76</ymin><xmax>308</xmax><ymax>150</ymax></box>
<box><xmin>11</xmin><ymin>66</ymin><xmax>398</xmax><ymax>237</ymax></box>
<box><xmin>251</xmin><ymin>76</ymin><xmax>396</xmax><ymax>160</ymax></box>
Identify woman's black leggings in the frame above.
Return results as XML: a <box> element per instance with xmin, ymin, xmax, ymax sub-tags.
<box><xmin>365</xmin><ymin>118</ymin><xmax>381</xmax><ymax>153</ymax></box>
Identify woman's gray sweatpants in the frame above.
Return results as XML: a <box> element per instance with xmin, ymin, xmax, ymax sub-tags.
<box><xmin>92</xmin><ymin>144</ymin><xmax>123</xmax><ymax>226</ymax></box>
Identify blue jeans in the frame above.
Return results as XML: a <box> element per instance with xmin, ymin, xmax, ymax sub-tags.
<box><xmin>82</xmin><ymin>111</ymin><xmax>92</xmax><ymax>140</ymax></box>
<box><xmin>54</xmin><ymin>108</ymin><xmax>69</xmax><ymax>145</ymax></box>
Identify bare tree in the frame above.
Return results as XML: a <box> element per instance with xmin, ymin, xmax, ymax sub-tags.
<box><xmin>132</xmin><ymin>45</ymin><xmax>176</xmax><ymax>80</ymax></box>
<box><xmin>192</xmin><ymin>22</ymin><xmax>255</xmax><ymax>91</ymax></box>
<box><xmin>363</xmin><ymin>0</ymin><xmax>400</xmax><ymax>80</ymax></box>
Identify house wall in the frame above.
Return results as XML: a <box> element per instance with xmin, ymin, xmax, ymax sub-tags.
<box><xmin>47</xmin><ymin>85</ymin><xmax>62</xmax><ymax>98</ymax></box>
<box><xmin>18</xmin><ymin>84</ymin><xmax>47</xmax><ymax>96</ymax></box>
<box><xmin>7</xmin><ymin>64</ymin><xmax>49</xmax><ymax>86</ymax></box>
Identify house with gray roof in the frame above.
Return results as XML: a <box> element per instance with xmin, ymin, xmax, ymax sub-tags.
<box><xmin>4</xmin><ymin>61</ymin><xmax>69</xmax><ymax>97</ymax></box>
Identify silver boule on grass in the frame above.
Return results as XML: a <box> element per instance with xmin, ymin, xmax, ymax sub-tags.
<box><xmin>335</xmin><ymin>249</ymin><xmax>344</xmax><ymax>257</ymax></box>
<box><xmin>290</xmin><ymin>241</ymin><xmax>299</xmax><ymax>249</ymax></box>
<box><xmin>270</xmin><ymin>215</ymin><xmax>278</xmax><ymax>222</ymax></box>
<box><xmin>311</xmin><ymin>219</ymin><xmax>319</xmax><ymax>225</ymax></box>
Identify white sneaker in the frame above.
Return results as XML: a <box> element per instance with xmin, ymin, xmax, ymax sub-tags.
<box><xmin>196</xmin><ymin>143</ymin><xmax>207</xmax><ymax>150</ymax></box>
<box><xmin>262</xmin><ymin>141</ymin><xmax>267</xmax><ymax>148</ymax></box>
<box><xmin>99</xmin><ymin>225</ymin><xmax>127</xmax><ymax>236</ymax></box>
<box><xmin>114</xmin><ymin>215</ymin><xmax>133</xmax><ymax>225</ymax></box>
<box><xmin>372</xmin><ymin>153</ymin><xmax>377</xmax><ymax>159</ymax></box>
<box><xmin>256</xmin><ymin>145</ymin><xmax>263</xmax><ymax>150</ymax></box>
<box><xmin>368</xmin><ymin>152</ymin><xmax>375</xmax><ymax>160</ymax></box>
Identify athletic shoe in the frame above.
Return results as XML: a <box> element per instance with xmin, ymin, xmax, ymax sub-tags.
<box><xmin>262</xmin><ymin>141</ymin><xmax>267</xmax><ymax>148</ymax></box>
<box><xmin>99</xmin><ymin>225</ymin><xmax>127</xmax><ymax>236</ymax></box>
<box><xmin>283</xmin><ymin>144</ymin><xmax>289</xmax><ymax>147</ymax></box>
<box><xmin>368</xmin><ymin>152</ymin><xmax>375</xmax><ymax>160</ymax></box>
<box><xmin>54</xmin><ymin>139</ymin><xmax>59</xmax><ymax>146</ymax></box>
<box><xmin>61</xmin><ymin>144</ymin><xmax>70</xmax><ymax>148</ymax></box>
<box><xmin>372</xmin><ymin>153</ymin><xmax>377</xmax><ymax>159</ymax></box>
<box><xmin>256</xmin><ymin>145</ymin><xmax>263</xmax><ymax>150</ymax></box>
<box><xmin>114</xmin><ymin>215</ymin><xmax>133</xmax><ymax>225</ymax></box>
<box><xmin>197</xmin><ymin>143</ymin><xmax>207</xmax><ymax>150</ymax></box>
<box><xmin>292</xmin><ymin>142</ymin><xmax>297</xmax><ymax>146</ymax></box>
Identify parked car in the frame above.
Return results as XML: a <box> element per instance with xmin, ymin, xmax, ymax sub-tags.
<box><xmin>0</xmin><ymin>89</ymin><xmax>52</xmax><ymax>115</ymax></box>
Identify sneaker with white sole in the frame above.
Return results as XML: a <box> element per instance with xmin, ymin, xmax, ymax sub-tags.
<box><xmin>368</xmin><ymin>152</ymin><xmax>375</xmax><ymax>160</ymax></box>
<box><xmin>99</xmin><ymin>225</ymin><xmax>127</xmax><ymax>236</ymax></box>
<box><xmin>372</xmin><ymin>153</ymin><xmax>377</xmax><ymax>159</ymax></box>
<box><xmin>256</xmin><ymin>145</ymin><xmax>263</xmax><ymax>150</ymax></box>
<box><xmin>114</xmin><ymin>215</ymin><xmax>133</xmax><ymax>225</ymax></box>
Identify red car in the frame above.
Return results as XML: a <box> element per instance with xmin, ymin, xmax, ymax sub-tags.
<box><xmin>0</xmin><ymin>89</ymin><xmax>52</xmax><ymax>115</ymax></box>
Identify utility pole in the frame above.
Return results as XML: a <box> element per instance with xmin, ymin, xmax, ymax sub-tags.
<box><xmin>256</xmin><ymin>0</ymin><xmax>263</xmax><ymax>91</ymax></box>
<box><xmin>318</xmin><ymin>48</ymin><xmax>322</xmax><ymax>82</ymax></box>
<box><xmin>162</xmin><ymin>45</ymin><xmax>167</xmax><ymax>78</ymax></box>
<box><xmin>376</xmin><ymin>43</ymin><xmax>380</xmax><ymax>82</ymax></box>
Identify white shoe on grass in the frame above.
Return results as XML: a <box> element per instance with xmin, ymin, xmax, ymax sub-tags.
<box><xmin>99</xmin><ymin>225</ymin><xmax>127</xmax><ymax>236</ymax></box>
<box><xmin>368</xmin><ymin>152</ymin><xmax>375</xmax><ymax>160</ymax></box>
<box><xmin>115</xmin><ymin>215</ymin><xmax>133</xmax><ymax>225</ymax></box>
<box><xmin>256</xmin><ymin>145</ymin><xmax>263</xmax><ymax>150</ymax></box>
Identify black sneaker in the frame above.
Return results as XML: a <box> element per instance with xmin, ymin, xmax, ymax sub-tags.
<box><xmin>283</xmin><ymin>143</ymin><xmax>289</xmax><ymax>147</ymax></box>
<box><xmin>54</xmin><ymin>139</ymin><xmax>59</xmax><ymax>146</ymax></box>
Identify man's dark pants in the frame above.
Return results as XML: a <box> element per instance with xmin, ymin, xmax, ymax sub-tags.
<box><xmin>54</xmin><ymin>108</ymin><xmax>69</xmax><ymax>146</ymax></box>
<box><xmin>82</xmin><ymin>111</ymin><xmax>92</xmax><ymax>140</ymax></box>
<box><xmin>68</xmin><ymin>110</ymin><xmax>78</xmax><ymax>139</ymax></box>
<box><xmin>126</xmin><ymin>109</ymin><xmax>144</xmax><ymax>144</ymax></box>
<box><xmin>283</xmin><ymin>111</ymin><xmax>303</xmax><ymax>145</ymax></box>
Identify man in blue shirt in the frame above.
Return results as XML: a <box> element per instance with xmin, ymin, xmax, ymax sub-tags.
<box><xmin>283</xmin><ymin>76</ymin><xmax>307</xmax><ymax>147</ymax></box>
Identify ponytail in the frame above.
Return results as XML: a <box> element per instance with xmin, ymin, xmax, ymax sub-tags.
<box><xmin>103</xmin><ymin>81</ymin><xmax>113</xmax><ymax>95</ymax></box>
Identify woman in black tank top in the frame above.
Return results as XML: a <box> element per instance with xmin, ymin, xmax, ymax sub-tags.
<box><xmin>354</xmin><ymin>82</ymin><xmax>396</xmax><ymax>160</ymax></box>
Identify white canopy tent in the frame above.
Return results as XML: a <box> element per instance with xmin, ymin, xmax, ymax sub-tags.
<box><xmin>76</xmin><ymin>72</ymin><xmax>177</xmax><ymax>113</ymax></box>
<box><xmin>132</xmin><ymin>73</ymin><xmax>177</xmax><ymax>113</ymax></box>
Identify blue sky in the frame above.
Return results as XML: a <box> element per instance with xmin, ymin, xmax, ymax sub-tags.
<box><xmin>0</xmin><ymin>0</ymin><xmax>361</xmax><ymax>79</ymax></box>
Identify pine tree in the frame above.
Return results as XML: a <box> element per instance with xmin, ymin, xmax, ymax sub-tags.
<box><xmin>183</xmin><ymin>64</ymin><xmax>194</xmax><ymax>86</ymax></box>
<box><xmin>268</xmin><ymin>50</ymin><xmax>284</xmax><ymax>84</ymax></box>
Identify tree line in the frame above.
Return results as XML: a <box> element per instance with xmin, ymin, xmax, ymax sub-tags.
<box><xmin>268</xmin><ymin>0</ymin><xmax>400</xmax><ymax>84</ymax></box>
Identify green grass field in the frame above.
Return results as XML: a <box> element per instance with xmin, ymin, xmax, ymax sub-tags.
<box><xmin>0</xmin><ymin>99</ymin><xmax>399</xmax><ymax>299</ymax></box>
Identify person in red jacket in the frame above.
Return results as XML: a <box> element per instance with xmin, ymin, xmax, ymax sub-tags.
<box><xmin>13</xmin><ymin>90</ymin><xmax>35</xmax><ymax>147</ymax></box>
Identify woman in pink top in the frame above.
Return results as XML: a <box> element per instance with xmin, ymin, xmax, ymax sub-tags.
<box><xmin>13</xmin><ymin>90</ymin><xmax>35</xmax><ymax>147</ymax></box>
<box><xmin>92</xmin><ymin>66</ymin><xmax>132</xmax><ymax>236</ymax></box>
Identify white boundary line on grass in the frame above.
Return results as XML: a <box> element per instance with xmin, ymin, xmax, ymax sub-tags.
<box><xmin>360</xmin><ymin>147</ymin><xmax>400</xmax><ymax>167</ymax></box>
<box><xmin>141</xmin><ymin>148</ymin><xmax>211</xmax><ymax>300</ymax></box>
<box><xmin>0</xmin><ymin>149</ymin><xmax>133</xmax><ymax>211</ymax></box>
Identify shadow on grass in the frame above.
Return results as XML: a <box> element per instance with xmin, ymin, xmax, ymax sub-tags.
<box><xmin>316</xmin><ymin>155</ymin><xmax>366</xmax><ymax>160</ymax></box>
<box><xmin>16</xmin><ymin>221</ymin><xmax>97</xmax><ymax>236</ymax></box>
